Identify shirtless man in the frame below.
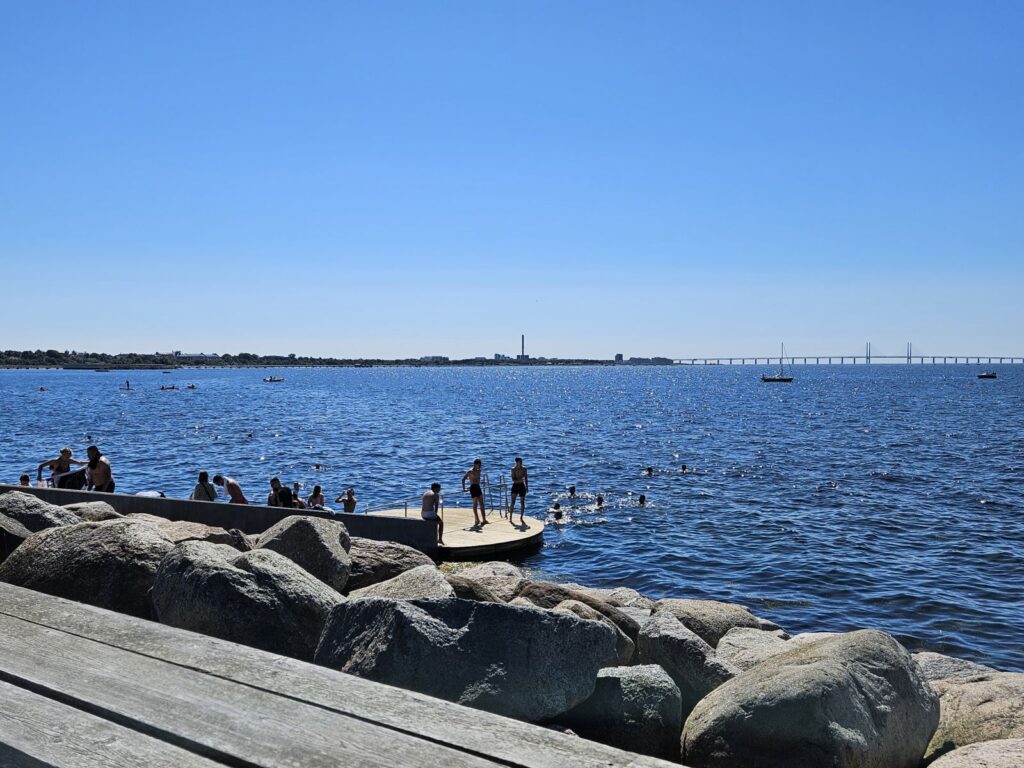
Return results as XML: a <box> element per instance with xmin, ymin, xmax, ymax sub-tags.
<box><xmin>85</xmin><ymin>446</ymin><xmax>114</xmax><ymax>492</ymax></box>
<box><xmin>340</xmin><ymin>488</ymin><xmax>358</xmax><ymax>514</ymax></box>
<box><xmin>421</xmin><ymin>482</ymin><xmax>444</xmax><ymax>545</ymax></box>
<box><xmin>36</xmin><ymin>447</ymin><xmax>85</xmax><ymax>484</ymax></box>
<box><xmin>461</xmin><ymin>459</ymin><xmax>488</xmax><ymax>526</ymax></box>
<box><xmin>508</xmin><ymin>457</ymin><xmax>528</xmax><ymax>525</ymax></box>
<box><xmin>267</xmin><ymin>477</ymin><xmax>282</xmax><ymax>506</ymax></box>
<box><xmin>213</xmin><ymin>474</ymin><xmax>248</xmax><ymax>504</ymax></box>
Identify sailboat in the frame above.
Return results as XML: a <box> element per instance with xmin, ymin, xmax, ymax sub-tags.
<box><xmin>761</xmin><ymin>343</ymin><xmax>794</xmax><ymax>383</ymax></box>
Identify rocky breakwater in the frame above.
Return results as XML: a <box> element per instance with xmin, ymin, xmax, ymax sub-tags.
<box><xmin>2</xmin><ymin>486</ymin><xmax>1023</xmax><ymax>766</ymax></box>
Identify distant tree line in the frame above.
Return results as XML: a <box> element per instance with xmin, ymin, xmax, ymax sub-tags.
<box><xmin>0</xmin><ymin>350</ymin><xmax>613</xmax><ymax>368</ymax></box>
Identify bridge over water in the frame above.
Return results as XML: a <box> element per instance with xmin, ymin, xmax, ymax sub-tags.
<box><xmin>673</xmin><ymin>343</ymin><xmax>1024</xmax><ymax>366</ymax></box>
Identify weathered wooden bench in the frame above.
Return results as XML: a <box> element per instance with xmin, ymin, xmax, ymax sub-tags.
<box><xmin>0</xmin><ymin>584</ymin><xmax>673</xmax><ymax>767</ymax></box>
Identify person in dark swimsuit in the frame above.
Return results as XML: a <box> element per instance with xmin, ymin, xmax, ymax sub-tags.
<box><xmin>36</xmin><ymin>447</ymin><xmax>86</xmax><ymax>484</ymax></box>
<box><xmin>508</xmin><ymin>457</ymin><xmax>528</xmax><ymax>525</ymax></box>
<box><xmin>462</xmin><ymin>459</ymin><xmax>488</xmax><ymax>526</ymax></box>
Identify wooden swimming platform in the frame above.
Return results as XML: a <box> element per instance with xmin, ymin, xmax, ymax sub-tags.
<box><xmin>369</xmin><ymin>506</ymin><xmax>545</xmax><ymax>560</ymax></box>
<box><xmin>0</xmin><ymin>584</ymin><xmax>671</xmax><ymax>767</ymax></box>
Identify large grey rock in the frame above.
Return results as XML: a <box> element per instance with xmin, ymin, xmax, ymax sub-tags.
<box><xmin>256</xmin><ymin>515</ymin><xmax>351</xmax><ymax>592</ymax></box>
<box><xmin>555</xmin><ymin>599</ymin><xmax>635</xmax><ymax>665</ymax></box>
<box><xmin>0</xmin><ymin>519</ymin><xmax>174</xmax><ymax>618</ymax></box>
<box><xmin>63</xmin><ymin>500</ymin><xmax>122</xmax><ymax>521</ymax></box>
<box><xmin>716</xmin><ymin>626</ymin><xmax>791</xmax><ymax>670</ymax></box>
<box><xmin>461</xmin><ymin>574</ymin><xmax>526</xmax><ymax>602</ymax></box>
<box><xmin>559</xmin><ymin>664</ymin><xmax>682</xmax><ymax>761</ymax></box>
<box><xmin>459</xmin><ymin>562</ymin><xmax>524</xmax><ymax>580</ymax></box>
<box><xmin>912</xmin><ymin>650</ymin><xmax>996</xmax><ymax>682</ymax></box>
<box><xmin>0</xmin><ymin>513</ymin><xmax>32</xmax><ymax>564</ymax></box>
<box><xmin>516</xmin><ymin>581</ymin><xmax>641</xmax><ymax>641</ymax></box>
<box><xmin>124</xmin><ymin>514</ymin><xmax>240</xmax><ymax>547</ymax></box>
<box><xmin>682</xmin><ymin>630</ymin><xmax>940</xmax><ymax>768</ymax></box>
<box><xmin>636</xmin><ymin>612</ymin><xmax>737</xmax><ymax>721</ymax></box>
<box><xmin>653</xmin><ymin>598</ymin><xmax>782</xmax><ymax>647</ymax></box>
<box><xmin>563</xmin><ymin>583</ymin><xmax>655</xmax><ymax>610</ymax></box>
<box><xmin>350</xmin><ymin>564</ymin><xmax>455</xmax><ymax>600</ymax></box>
<box><xmin>315</xmin><ymin>597</ymin><xmax>618</xmax><ymax>721</ymax></box>
<box><xmin>925</xmin><ymin>672</ymin><xmax>1024</xmax><ymax>762</ymax></box>
<box><xmin>0</xmin><ymin>491</ymin><xmax>80</xmax><ymax>532</ymax></box>
<box><xmin>151</xmin><ymin>542</ymin><xmax>343</xmax><ymax>661</ymax></box>
<box><xmin>444</xmin><ymin>573</ymin><xmax>503</xmax><ymax>603</ymax></box>
<box><xmin>928</xmin><ymin>737</ymin><xmax>1024</xmax><ymax>768</ymax></box>
<box><xmin>346</xmin><ymin>537</ymin><xmax>434</xmax><ymax>591</ymax></box>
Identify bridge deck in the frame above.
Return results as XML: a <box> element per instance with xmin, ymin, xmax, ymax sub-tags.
<box><xmin>0</xmin><ymin>583</ymin><xmax>670</xmax><ymax>768</ymax></box>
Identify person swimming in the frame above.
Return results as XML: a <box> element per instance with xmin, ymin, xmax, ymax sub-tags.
<box><xmin>646</xmin><ymin>466</ymin><xmax>654</xmax><ymax>477</ymax></box>
<box><xmin>638</xmin><ymin>494</ymin><xmax>646</xmax><ymax>507</ymax></box>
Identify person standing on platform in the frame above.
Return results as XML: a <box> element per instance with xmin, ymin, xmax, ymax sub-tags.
<box><xmin>461</xmin><ymin>459</ymin><xmax>488</xmax><ymax>527</ymax></box>
<box><xmin>508</xmin><ymin>457</ymin><xmax>528</xmax><ymax>525</ymax></box>
<box><xmin>421</xmin><ymin>482</ymin><xmax>444</xmax><ymax>545</ymax></box>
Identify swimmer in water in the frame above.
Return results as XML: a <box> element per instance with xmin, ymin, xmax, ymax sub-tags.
<box><xmin>552</xmin><ymin>501</ymin><xmax>563</xmax><ymax>520</ymax></box>
<box><xmin>638</xmin><ymin>494</ymin><xmax>646</xmax><ymax>507</ymax></box>
<box><xmin>596</xmin><ymin>494</ymin><xmax>604</xmax><ymax>508</ymax></box>
<box><xmin>646</xmin><ymin>466</ymin><xmax>654</xmax><ymax>477</ymax></box>
<box><xmin>568</xmin><ymin>485</ymin><xmax>576</xmax><ymax>498</ymax></box>
<box><xmin>681</xmin><ymin>464</ymin><xmax>687</xmax><ymax>474</ymax></box>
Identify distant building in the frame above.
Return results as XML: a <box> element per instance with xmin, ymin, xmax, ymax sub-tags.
<box><xmin>420</xmin><ymin>355</ymin><xmax>449</xmax><ymax>363</ymax></box>
<box><xmin>516</xmin><ymin>354</ymin><xmax>529</xmax><ymax>361</ymax></box>
<box><xmin>494</xmin><ymin>353</ymin><xmax>512</xmax><ymax>361</ymax></box>
<box><xmin>615</xmin><ymin>353</ymin><xmax>624</xmax><ymax>364</ymax></box>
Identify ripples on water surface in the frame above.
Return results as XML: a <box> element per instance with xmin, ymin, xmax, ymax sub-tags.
<box><xmin>2</xmin><ymin>365</ymin><xmax>1022</xmax><ymax>670</ymax></box>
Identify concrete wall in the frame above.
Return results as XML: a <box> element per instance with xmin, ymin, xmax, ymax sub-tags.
<box><xmin>0</xmin><ymin>485</ymin><xmax>438</xmax><ymax>556</ymax></box>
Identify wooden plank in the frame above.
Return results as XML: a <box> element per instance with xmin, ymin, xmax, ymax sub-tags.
<box><xmin>0</xmin><ymin>584</ymin><xmax>674</xmax><ymax>768</ymax></box>
<box><xmin>0</xmin><ymin>680</ymin><xmax>226</xmax><ymax>768</ymax></box>
<box><xmin>0</xmin><ymin>613</ymin><xmax>500</xmax><ymax>768</ymax></box>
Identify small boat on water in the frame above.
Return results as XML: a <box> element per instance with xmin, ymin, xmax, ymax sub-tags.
<box><xmin>977</xmin><ymin>372</ymin><xmax>997</xmax><ymax>379</ymax></box>
<box><xmin>762</xmin><ymin>343</ymin><xmax>794</xmax><ymax>383</ymax></box>
<box><xmin>186</xmin><ymin>384</ymin><xmax>198</xmax><ymax>389</ymax></box>
<box><xmin>263</xmin><ymin>376</ymin><xmax>285</xmax><ymax>383</ymax></box>
<box><xmin>160</xmin><ymin>385</ymin><xmax>179</xmax><ymax>391</ymax></box>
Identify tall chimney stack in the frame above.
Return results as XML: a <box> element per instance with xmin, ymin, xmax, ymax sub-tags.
<box><xmin>521</xmin><ymin>334</ymin><xmax>525</xmax><ymax>357</ymax></box>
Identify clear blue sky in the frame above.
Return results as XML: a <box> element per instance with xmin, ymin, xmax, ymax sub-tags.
<box><xmin>1</xmin><ymin>2</ymin><xmax>1021</xmax><ymax>359</ymax></box>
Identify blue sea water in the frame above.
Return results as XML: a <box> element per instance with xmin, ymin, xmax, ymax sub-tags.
<box><xmin>2</xmin><ymin>365</ymin><xmax>1022</xmax><ymax>671</ymax></box>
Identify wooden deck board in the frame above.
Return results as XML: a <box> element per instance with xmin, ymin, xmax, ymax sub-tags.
<box><xmin>0</xmin><ymin>584</ymin><xmax>675</xmax><ymax>768</ymax></box>
<box><xmin>370</xmin><ymin>506</ymin><xmax>545</xmax><ymax>559</ymax></box>
<box><xmin>0</xmin><ymin>680</ymin><xmax>225</xmax><ymax>768</ymax></box>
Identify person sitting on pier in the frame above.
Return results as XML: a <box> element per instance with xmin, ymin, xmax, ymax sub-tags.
<box><xmin>213</xmin><ymin>474</ymin><xmax>248</xmax><ymax>504</ymax></box>
<box><xmin>267</xmin><ymin>477</ymin><xmax>283</xmax><ymax>506</ymax></box>
<box><xmin>291</xmin><ymin>481</ymin><xmax>307</xmax><ymax>509</ymax></box>
<box><xmin>276</xmin><ymin>486</ymin><xmax>297</xmax><ymax>508</ymax></box>
<box><xmin>462</xmin><ymin>459</ymin><xmax>488</xmax><ymax>526</ymax></box>
<box><xmin>191</xmin><ymin>471</ymin><xmax>218</xmax><ymax>502</ymax></box>
<box><xmin>508</xmin><ymin>457</ymin><xmax>528</xmax><ymax>526</ymax></box>
<box><xmin>307</xmin><ymin>484</ymin><xmax>325</xmax><ymax>509</ymax></box>
<box><xmin>85</xmin><ymin>445</ymin><xmax>115</xmax><ymax>493</ymax></box>
<box><xmin>36</xmin><ymin>447</ymin><xmax>86</xmax><ymax>486</ymax></box>
<box><xmin>19</xmin><ymin>474</ymin><xmax>30</xmax><ymax>487</ymax></box>
<box><xmin>421</xmin><ymin>482</ymin><xmax>444</xmax><ymax>545</ymax></box>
